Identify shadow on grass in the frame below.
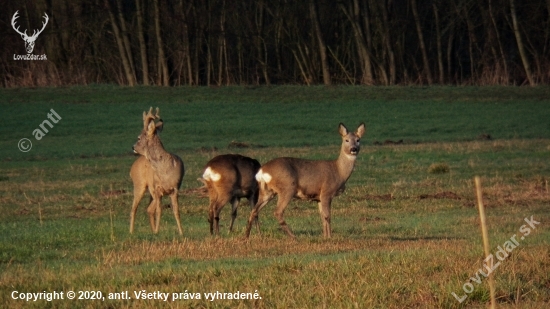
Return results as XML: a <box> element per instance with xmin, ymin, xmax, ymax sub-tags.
<box><xmin>389</xmin><ymin>236</ymin><xmax>464</xmax><ymax>241</ymax></box>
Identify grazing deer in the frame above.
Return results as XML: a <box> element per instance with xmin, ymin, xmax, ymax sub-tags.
<box><xmin>199</xmin><ymin>154</ymin><xmax>261</xmax><ymax>235</ymax></box>
<box><xmin>245</xmin><ymin>123</ymin><xmax>365</xmax><ymax>238</ymax></box>
<box><xmin>130</xmin><ymin>107</ymin><xmax>185</xmax><ymax>235</ymax></box>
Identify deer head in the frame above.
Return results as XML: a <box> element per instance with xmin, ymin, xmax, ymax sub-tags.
<box><xmin>133</xmin><ymin>107</ymin><xmax>164</xmax><ymax>158</ymax></box>
<box><xmin>12</xmin><ymin>11</ymin><xmax>49</xmax><ymax>54</ymax></box>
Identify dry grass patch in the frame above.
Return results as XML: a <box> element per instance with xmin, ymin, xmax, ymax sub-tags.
<box><xmin>99</xmin><ymin>237</ymin><xmax>462</xmax><ymax>267</ymax></box>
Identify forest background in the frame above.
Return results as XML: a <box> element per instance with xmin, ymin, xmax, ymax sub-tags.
<box><xmin>1</xmin><ymin>0</ymin><xmax>549</xmax><ymax>87</ymax></box>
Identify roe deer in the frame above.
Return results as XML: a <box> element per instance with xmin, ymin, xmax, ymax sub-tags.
<box><xmin>245</xmin><ymin>123</ymin><xmax>365</xmax><ymax>238</ymax></box>
<box><xmin>130</xmin><ymin>107</ymin><xmax>185</xmax><ymax>235</ymax></box>
<box><xmin>199</xmin><ymin>154</ymin><xmax>261</xmax><ymax>235</ymax></box>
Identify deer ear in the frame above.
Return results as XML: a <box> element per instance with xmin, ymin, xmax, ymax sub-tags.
<box><xmin>146</xmin><ymin>120</ymin><xmax>156</xmax><ymax>137</ymax></box>
<box><xmin>338</xmin><ymin>123</ymin><xmax>349</xmax><ymax>137</ymax></box>
<box><xmin>355</xmin><ymin>123</ymin><xmax>365</xmax><ymax>138</ymax></box>
<box><xmin>155</xmin><ymin>119</ymin><xmax>164</xmax><ymax>133</ymax></box>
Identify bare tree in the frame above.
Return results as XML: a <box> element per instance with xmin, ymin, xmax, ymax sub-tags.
<box><xmin>309</xmin><ymin>0</ymin><xmax>331</xmax><ymax>85</ymax></box>
<box><xmin>510</xmin><ymin>0</ymin><xmax>535</xmax><ymax>85</ymax></box>
<box><xmin>411</xmin><ymin>0</ymin><xmax>433</xmax><ymax>84</ymax></box>
<box><xmin>153</xmin><ymin>0</ymin><xmax>169</xmax><ymax>86</ymax></box>
<box><xmin>339</xmin><ymin>0</ymin><xmax>373</xmax><ymax>85</ymax></box>
<box><xmin>488</xmin><ymin>0</ymin><xmax>509</xmax><ymax>81</ymax></box>
<box><xmin>105</xmin><ymin>0</ymin><xmax>136</xmax><ymax>86</ymax></box>
<box><xmin>135</xmin><ymin>0</ymin><xmax>149</xmax><ymax>85</ymax></box>
<box><xmin>432</xmin><ymin>1</ymin><xmax>445</xmax><ymax>83</ymax></box>
<box><xmin>2</xmin><ymin>0</ymin><xmax>550</xmax><ymax>86</ymax></box>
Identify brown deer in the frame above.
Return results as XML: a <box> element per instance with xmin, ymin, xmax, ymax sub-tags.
<box><xmin>130</xmin><ymin>107</ymin><xmax>185</xmax><ymax>235</ymax></box>
<box><xmin>199</xmin><ymin>154</ymin><xmax>261</xmax><ymax>235</ymax></box>
<box><xmin>245</xmin><ymin>123</ymin><xmax>365</xmax><ymax>238</ymax></box>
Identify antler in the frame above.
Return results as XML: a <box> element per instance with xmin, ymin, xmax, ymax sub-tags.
<box><xmin>25</xmin><ymin>13</ymin><xmax>50</xmax><ymax>38</ymax></box>
<box><xmin>11</xmin><ymin>11</ymin><xmax>49</xmax><ymax>40</ymax></box>
<box><xmin>29</xmin><ymin>13</ymin><xmax>49</xmax><ymax>40</ymax></box>
<box><xmin>11</xmin><ymin>11</ymin><xmax>28</xmax><ymax>38</ymax></box>
<box><xmin>142</xmin><ymin>107</ymin><xmax>160</xmax><ymax>129</ymax></box>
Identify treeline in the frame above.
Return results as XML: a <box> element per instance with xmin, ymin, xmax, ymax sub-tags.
<box><xmin>1</xmin><ymin>0</ymin><xmax>549</xmax><ymax>87</ymax></box>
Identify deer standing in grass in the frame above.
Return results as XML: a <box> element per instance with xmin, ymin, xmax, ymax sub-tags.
<box><xmin>130</xmin><ymin>107</ymin><xmax>185</xmax><ymax>235</ymax></box>
<box><xmin>199</xmin><ymin>154</ymin><xmax>261</xmax><ymax>235</ymax></box>
<box><xmin>245</xmin><ymin>123</ymin><xmax>365</xmax><ymax>238</ymax></box>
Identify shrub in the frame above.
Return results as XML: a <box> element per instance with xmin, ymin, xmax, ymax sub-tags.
<box><xmin>428</xmin><ymin>163</ymin><xmax>450</xmax><ymax>174</ymax></box>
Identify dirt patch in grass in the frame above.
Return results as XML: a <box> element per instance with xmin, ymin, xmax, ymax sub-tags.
<box><xmin>183</xmin><ymin>186</ymin><xmax>208</xmax><ymax>198</ymax></box>
<box><xmin>418</xmin><ymin>191</ymin><xmax>462</xmax><ymax>200</ymax></box>
<box><xmin>100</xmin><ymin>189</ymin><xmax>127</xmax><ymax>197</ymax></box>
<box><xmin>358</xmin><ymin>216</ymin><xmax>384</xmax><ymax>222</ymax></box>
<box><xmin>228</xmin><ymin>140</ymin><xmax>266</xmax><ymax>149</ymax></box>
<box><xmin>363</xmin><ymin>194</ymin><xmax>394</xmax><ymax>201</ymax></box>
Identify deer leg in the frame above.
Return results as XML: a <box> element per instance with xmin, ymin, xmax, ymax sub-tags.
<box><xmin>130</xmin><ymin>184</ymin><xmax>147</xmax><ymax>234</ymax></box>
<box><xmin>248</xmin><ymin>195</ymin><xmax>261</xmax><ymax>234</ymax></box>
<box><xmin>228</xmin><ymin>197</ymin><xmax>240</xmax><ymax>233</ymax></box>
<box><xmin>318</xmin><ymin>198</ymin><xmax>332</xmax><ymax>238</ymax></box>
<box><xmin>208</xmin><ymin>191</ymin><xmax>230</xmax><ymax>236</ymax></box>
<box><xmin>208</xmin><ymin>205</ymin><xmax>216</xmax><ymax>235</ymax></box>
<box><xmin>245</xmin><ymin>192</ymin><xmax>274</xmax><ymax>238</ymax></box>
<box><xmin>146</xmin><ymin>195</ymin><xmax>160</xmax><ymax>234</ymax></box>
<box><xmin>154</xmin><ymin>197</ymin><xmax>163</xmax><ymax>234</ymax></box>
<box><xmin>208</xmin><ymin>193</ymin><xmax>217</xmax><ymax>235</ymax></box>
<box><xmin>170</xmin><ymin>191</ymin><xmax>183</xmax><ymax>236</ymax></box>
<box><xmin>274</xmin><ymin>192</ymin><xmax>295</xmax><ymax>238</ymax></box>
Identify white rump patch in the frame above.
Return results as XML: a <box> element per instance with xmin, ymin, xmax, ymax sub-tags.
<box><xmin>203</xmin><ymin>167</ymin><xmax>221</xmax><ymax>182</ymax></box>
<box><xmin>255</xmin><ymin>169</ymin><xmax>272</xmax><ymax>183</ymax></box>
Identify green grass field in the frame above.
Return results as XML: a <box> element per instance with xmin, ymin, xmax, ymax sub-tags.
<box><xmin>0</xmin><ymin>86</ymin><xmax>549</xmax><ymax>308</ymax></box>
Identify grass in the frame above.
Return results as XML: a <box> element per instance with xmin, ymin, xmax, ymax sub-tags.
<box><xmin>1</xmin><ymin>85</ymin><xmax>550</xmax><ymax>161</ymax></box>
<box><xmin>0</xmin><ymin>86</ymin><xmax>549</xmax><ymax>308</ymax></box>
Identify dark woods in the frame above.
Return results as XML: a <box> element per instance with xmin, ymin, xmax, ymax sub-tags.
<box><xmin>1</xmin><ymin>0</ymin><xmax>549</xmax><ymax>87</ymax></box>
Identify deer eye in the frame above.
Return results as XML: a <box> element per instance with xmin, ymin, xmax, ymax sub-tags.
<box><xmin>345</xmin><ymin>139</ymin><xmax>349</xmax><ymax>142</ymax></box>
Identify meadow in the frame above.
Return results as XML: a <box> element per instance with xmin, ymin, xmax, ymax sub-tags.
<box><xmin>0</xmin><ymin>86</ymin><xmax>549</xmax><ymax>308</ymax></box>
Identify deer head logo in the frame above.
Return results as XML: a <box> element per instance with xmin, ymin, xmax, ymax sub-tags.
<box><xmin>11</xmin><ymin>11</ymin><xmax>49</xmax><ymax>54</ymax></box>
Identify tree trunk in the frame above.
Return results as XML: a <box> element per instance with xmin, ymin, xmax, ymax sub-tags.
<box><xmin>380</xmin><ymin>0</ymin><xmax>396</xmax><ymax>85</ymax></box>
<box><xmin>462</xmin><ymin>4</ymin><xmax>479</xmax><ymax>82</ymax></box>
<box><xmin>411</xmin><ymin>0</ymin><xmax>433</xmax><ymax>85</ymax></box>
<box><xmin>488</xmin><ymin>0</ymin><xmax>508</xmax><ymax>81</ymax></box>
<box><xmin>255</xmin><ymin>0</ymin><xmax>270</xmax><ymax>85</ymax></box>
<box><xmin>105</xmin><ymin>0</ymin><xmax>136</xmax><ymax>86</ymax></box>
<box><xmin>363</xmin><ymin>1</ymin><xmax>374</xmax><ymax>82</ymax></box>
<box><xmin>446</xmin><ymin>0</ymin><xmax>456</xmax><ymax>83</ymax></box>
<box><xmin>179</xmin><ymin>0</ymin><xmax>193</xmax><ymax>85</ymax></box>
<box><xmin>116</xmin><ymin>0</ymin><xmax>136</xmax><ymax>79</ymax></box>
<box><xmin>309</xmin><ymin>0</ymin><xmax>331</xmax><ymax>85</ymax></box>
<box><xmin>135</xmin><ymin>0</ymin><xmax>149</xmax><ymax>85</ymax></box>
<box><xmin>192</xmin><ymin>4</ymin><xmax>201</xmax><ymax>85</ymax></box>
<box><xmin>339</xmin><ymin>0</ymin><xmax>373</xmax><ymax>85</ymax></box>
<box><xmin>217</xmin><ymin>2</ymin><xmax>226</xmax><ymax>86</ymax></box>
<box><xmin>153</xmin><ymin>0</ymin><xmax>169</xmax><ymax>86</ymax></box>
<box><xmin>432</xmin><ymin>2</ymin><xmax>444</xmax><ymax>84</ymax></box>
<box><xmin>510</xmin><ymin>0</ymin><xmax>535</xmax><ymax>85</ymax></box>
<box><xmin>293</xmin><ymin>49</ymin><xmax>311</xmax><ymax>86</ymax></box>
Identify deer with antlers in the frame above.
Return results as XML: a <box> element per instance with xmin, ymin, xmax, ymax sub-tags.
<box><xmin>245</xmin><ymin>123</ymin><xmax>365</xmax><ymax>238</ymax></box>
<box><xmin>130</xmin><ymin>107</ymin><xmax>185</xmax><ymax>235</ymax></box>
<box><xmin>11</xmin><ymin>11</ymin><xmax>49</xmax><ymax>54</ymax></box>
